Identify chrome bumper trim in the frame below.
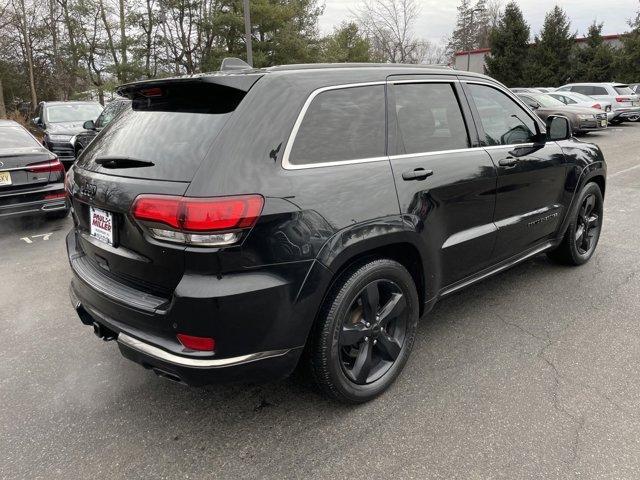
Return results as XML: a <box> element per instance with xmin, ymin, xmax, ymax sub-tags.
<box><xmin>118</xmin><ymin>333</ymin><xmax>292</xmax><ymax>369</ymax></box>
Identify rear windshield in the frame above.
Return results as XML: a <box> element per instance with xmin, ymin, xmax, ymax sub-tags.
<box><xmin>0</xmin><ymin>126</ymin><xmax>40</xmax><ymax>149</ymax></box>
<box><xmin>614</xmin><ymin>85</ymin><xmax>634</xmax><ymax>95</ymax></box>
<box><xmin>76</xmin><ymin>83</ymin><xmax>247</xmax><ymax>181</ymax></box>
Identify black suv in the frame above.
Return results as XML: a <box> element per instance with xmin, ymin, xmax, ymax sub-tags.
<box><xmin>66</xmin><ymin>63</ymin><xmax>606</xmax><ymax>403</ymax></box>
<box><xmin>33</xmin><ymin>101</ymin><xmax>103</xmax><ymax>167</ymax></box>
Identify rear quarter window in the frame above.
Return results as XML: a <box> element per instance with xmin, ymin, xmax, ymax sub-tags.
<box><xmin>287</xmin><ymin>85</ymin><xmax>386</xmax><ymax>165</ymax></box>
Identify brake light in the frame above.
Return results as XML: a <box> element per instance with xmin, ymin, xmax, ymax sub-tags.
<box><xmin>616</xmin><ymin>97</ymin><xmax>630</xmax><ymax>103</ymax></box>
<box><xmin>131</xmin><ymin>194</ymin><xmax>264</xmax><ymax>246</ymax></box>
<box><xmin>177</xmin><ymin>334</ymin><xmax>215</xmax><ymax>352</ymax></box>
<box><xmin>592</xmin><ymin>103</ymin><xmax>601</xmax><ymax>110</ymax></box>
<box><xmin>27</xmin><ymin>158</ymin><xmax>64</xmax><ymax>174</ymax></box>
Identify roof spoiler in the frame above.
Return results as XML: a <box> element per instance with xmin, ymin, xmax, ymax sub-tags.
<box><xmin>116</xmin><ymin>71</ymin><xmax>262</xmax><ymax>99</ymax></box>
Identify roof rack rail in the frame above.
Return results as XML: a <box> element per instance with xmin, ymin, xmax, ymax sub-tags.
<box><xmin>220</xmin><ymin>57</ymin><xmax>252</xmax><ymax>71</ymax></box>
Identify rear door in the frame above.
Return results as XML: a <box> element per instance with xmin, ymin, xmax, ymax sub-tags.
<box><xmin>463</xmin><ymin>81</ymin><xmax>567</xmax><ymax>261</ymax></box>
<box><xmin>387</xmin><ymin>76</ymin><xmax>498</xmax><ymax>286</ymax></box>
<box><xmin>69</xmin><ymin>78</ymin><xmax>259</xmax><ymax>296</ymax></box>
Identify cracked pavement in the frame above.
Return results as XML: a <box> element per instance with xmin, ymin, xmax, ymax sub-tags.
<box><xmin>1</xmin><ymin>122</ymin><xmax>640</xmax><ymax>479</ymax></box>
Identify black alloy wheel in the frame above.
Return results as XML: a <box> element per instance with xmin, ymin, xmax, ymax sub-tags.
<box><xmin>575</xmin><ymin>193</ymin><xmax>600</xmax><ymax>256</ymax></box>
<box><xmin>308</xmin><ymin>258</ymin><xmax>419</xmax><ymax>403</ymax></box>
<box><xmin>547</xmin><ymin>182</ymin><xmax>603</xmax><ymax>266</ymax></box>
<box><xmin>339</xmin><ymin>280</ymin><xmax>408</xmax><ymax>385</ymax></box>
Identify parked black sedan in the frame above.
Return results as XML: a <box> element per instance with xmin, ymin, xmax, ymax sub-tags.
<box><xmin>73</xmin><ymin>98</ymin><xmax>131</xmax><ymax>158</ymax></box>
<box><xmin>33</xmin><ymin>101</ymin><xmax>103</xmax><ymax>168</ymax></box>
<box><xmin>0</xmin><ymin>120</ymin><xmax>68</xmax><ymax>219</ymax></box>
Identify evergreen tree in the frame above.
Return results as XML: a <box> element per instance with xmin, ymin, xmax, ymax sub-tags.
<box><xmin>447</xmin><ymin>0</ymin><xmax>490</xmax><ymax>57</ymax></box>
<box><xmin>485</xmin><ymin>2</ymin><xmax>530</xmax><ymax>86</ymax></box>
<box><xmin>320</xmin><ymin>22</ymin><xmax>374</xmax><ymax>63</ymax></box>
<box><xmin>571</xmin><ymin>23</ymin><xmax>616</xmax><ymax>83</ymax></box>
<box><xmin>615</xmin><ymin>5</ymin><xmax>640</xmax><ymax>83</ymax></box>
<box><xmin>528</xmin><ymin>6</ymin><xmax>575</xmax><ymax>86</ymax></box>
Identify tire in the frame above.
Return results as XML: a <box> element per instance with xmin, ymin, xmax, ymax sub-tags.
<box><xmin>46</xmin><ymin>208</ymin><xmax>70</xmax><ymax>220</ymax></box>
<box><xmin>308</xmin><ymin>258</ymin><xmax>419</xmax><ymax>403</ymax></box>
<box><xmin>547</xmin><ymin>182</ymin><xmax>603</xmax><ymax>266</ymax></box>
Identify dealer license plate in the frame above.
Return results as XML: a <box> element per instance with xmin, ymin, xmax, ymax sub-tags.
<box><xmin>0</xmin><ymin>171</ymin><xmax>12</xmax><ymax>186</ymax></box>
<box><xmin>90</xmin><ymin>206</ymin><xmax>114</xmax><ymax>245</ymax></box>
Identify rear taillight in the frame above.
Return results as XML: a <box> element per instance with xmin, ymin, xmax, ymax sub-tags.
<box><xmin>27</xmin><ymin>158</ymin><xmax>64</xmax><ymax>174</ymax></box>
<box><xmin>592</xmin><ymin>103</ymin><xmax>601</xmax><ymax>110</ymax></box>
<box><xmin>177</xmin><ymin>334</ymin><xmax>215</xmax><ymax>352</ymax></box>
<box><xmin>131</xmin><ymin>194</ymin><xmax>264</xmax><ymax>246</ymax></box>
<box><xmin>616</xmin><ymin>97</ymin><xmax>630</xmax><ymax>103</ymax></box>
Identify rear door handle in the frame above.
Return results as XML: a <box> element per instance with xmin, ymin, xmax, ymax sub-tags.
<box><xmin>498</xmin><ymin>157</ymin><xmax>519</xmax><ymax>167</ymax></box>
<box><xmin>402</xmin><ymin>168</ymin><xmax>434</xmax><ymax>181</ymax></box>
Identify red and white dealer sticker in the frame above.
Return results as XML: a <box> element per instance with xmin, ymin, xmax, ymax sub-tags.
<box><xmin>89</xmin><ymin>206</ymin><xmax>114</xmax><ymax>245</ymax></box>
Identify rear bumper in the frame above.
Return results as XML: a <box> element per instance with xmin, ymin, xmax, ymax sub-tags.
<box><xmin>611</xmin><ymin>107</ymin><xmax>640</xmax><ymax>120</ymax></box>
<box><xmin>0</xmin><ymin>183</ymin><xmax>67</xmax><ymax>218</ymax></box>
<box><xmin>67</xmin><ymin>229</ymin><xmax>331</xmax><ymax>385</ymax></box>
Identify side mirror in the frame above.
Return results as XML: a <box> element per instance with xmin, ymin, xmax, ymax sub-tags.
<box><xmin>531</xmin><ymin>103</ymin><xmax>541</xmax><ymax>110</ymax></box>
<box><xmin>547</xmin><ymin>115</ymin><xmax>572</xmax><ymax>141</ymax></box>
<box><xmin>32</xmin><ymin>117</ymin><xmax>42</xmax><ymax>127</ymax></box>
<box><xmin>83</xmin><ymin>120</ymin><xmax>96</xmax><ymax>130</ymax></box>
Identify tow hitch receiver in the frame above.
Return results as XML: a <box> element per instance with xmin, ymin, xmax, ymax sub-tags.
<box><xmin>93</xmin><ymin>322</ymin><xmax>117</xmax><ymax>341</ymax></box>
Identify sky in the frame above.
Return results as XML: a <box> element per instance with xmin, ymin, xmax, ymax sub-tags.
<box><xmin>318</xmin><ymin>0</ymin><xmax>638</xmax><ymax>45</ymax></box>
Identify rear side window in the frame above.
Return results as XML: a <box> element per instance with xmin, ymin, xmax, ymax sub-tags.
<box><xmin>77</xmin><ymin>83</ymin><xmax>247</xmax><ymax>181</ymax></box>
<box><xmin>468</xmin><ymin>84</ymin><xmax>537</xmax><ymax>146</ymax></box>
<box><xmin>0</xmin><ymin>126</ymin><xmax>40</xmax><ymax>149</ymax></box>
<box><xmin>288</xmin><ymin>85</ymin><xmax>385</xmax><ymax>165</ymax></box>
<box><xmin>572</xmin><ymin>86</ymin><xmax>593</xmax><ymax>95</ymax></box>
<box><xmin>393</xmin><ymin>83</ymin><xmax>469</xmax><ymax>155</ymax></box>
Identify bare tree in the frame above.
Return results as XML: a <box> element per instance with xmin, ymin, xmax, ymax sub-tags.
<box><xmin>354</xmin><ymin>0</ymin><xmax>424</xmax><ymax>63</ymax></box>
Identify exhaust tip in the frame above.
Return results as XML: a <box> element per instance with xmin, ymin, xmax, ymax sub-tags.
<box><xmin>151</xmin><ymin>368</ymin><xmax>185</xmax><ymax>384</ymax></box>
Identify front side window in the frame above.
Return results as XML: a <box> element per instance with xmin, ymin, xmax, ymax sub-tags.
<box><xmin>393</xmin><ymin>83</ymin><xmax>469</xmax><ymax>155</ymax></box>
<box><xmin>288</xmin><ymin>85</ymin><xmax>385</xmax><ymax>165</ymax></box>
<box><xmin>468</xmin><ymin>84</ymin><xmax>537</xmax><ymax>146</ymax></box>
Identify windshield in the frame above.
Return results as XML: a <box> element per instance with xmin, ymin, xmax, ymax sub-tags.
<box><xmin>46</xmin><ymin>104</ymin><xmax>103</xmax><ymax>123</ymax></box>
<box><xmin>533</xmin><ymin>94</ymin><xmax>565</xmax><ymax>108</ymax></box>
<box><xmin>614</xmin><ymin>85</ymin><xmax>634</xmax><ymax>95</ymax></box>
<box><xmin>567</xmin><ymin>92</ymin><xmax>595</xmax><ymax>103</ymax></box>
<box><xmin>0</xmin><ymin>126</ymin><xmax>41</xmax><ymax>149</ymax></box>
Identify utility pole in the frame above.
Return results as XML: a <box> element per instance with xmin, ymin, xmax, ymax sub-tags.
<box><xmin>243</xmin><ymin>0</ymin><xmax>253</xmax><ymax>67</ymax></box>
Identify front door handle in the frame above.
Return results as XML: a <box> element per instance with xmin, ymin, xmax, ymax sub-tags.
<box><xmin>498</xmin><ymin>157</ymin><xmax>519</xmax><ymax>167</ymax></box>
<box><xmin>402</xmin><ymin>168</ymin><xmax>434</xmax><ymax>181</ymax></box>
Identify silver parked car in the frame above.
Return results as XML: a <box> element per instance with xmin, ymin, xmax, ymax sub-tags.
<box><xmin>547</xmin><ymin>91</ymin><xmax>614</xmax><ymax>121</ymax></box>
<box><xmin>556</xmin><ymin>83</ymin><xmax>640</xmax><ymax>123</ymax></box>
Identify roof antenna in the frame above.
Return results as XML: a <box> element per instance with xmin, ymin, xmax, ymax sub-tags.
<box><xmin>220</xmin><ymin>57</ymin><xmax>252</xmax><ymax>72</ymax></box>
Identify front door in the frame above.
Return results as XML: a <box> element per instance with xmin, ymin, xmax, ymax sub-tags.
<box><xmin>388</xmin><ymin>78</ymin><xmax>498</xmax><ymax>287</ymax></box>
<box><xmin>463</xmin><ymin>82</ymin><xmax>568</xmax><ymax>261</ymax></box>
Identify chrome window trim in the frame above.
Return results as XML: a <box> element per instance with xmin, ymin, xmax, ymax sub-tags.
<box><xmin>389</xmin><ymin>146</ymin><xmax>484</xmax><ymax>161</ymax></box>
<box><xmin>281</xmin><ymin>81</ymin><xmax>387</xmax><ymax>170</ymax></box>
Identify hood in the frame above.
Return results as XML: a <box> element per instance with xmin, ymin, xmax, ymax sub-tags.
<box><xmin>46</xmin><ymin>121</ymin><xmax>87</xmax><ymax>135</ymax></box>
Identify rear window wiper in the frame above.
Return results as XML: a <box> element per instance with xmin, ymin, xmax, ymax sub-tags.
<box><xmin>95</xmin><ymin>156</ymin><xmax>155</xmax><ymax>169</ymax></box>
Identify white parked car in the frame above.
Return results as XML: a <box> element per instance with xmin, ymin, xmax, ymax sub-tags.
<box><xmin>556</xmin><ymin>83</ymin><xmax>640</xmax><ymax>123</ymax></box>
<box><xmin>547</xmin><ymin>91</ymin><xmax>614</xmax><ymax>121</ymax></box>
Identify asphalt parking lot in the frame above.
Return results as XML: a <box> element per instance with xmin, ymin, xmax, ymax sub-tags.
<box><xmin>2</xmin><ymin>122</ymin><xmax>640</xmax><ymax>480</ymax></box>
